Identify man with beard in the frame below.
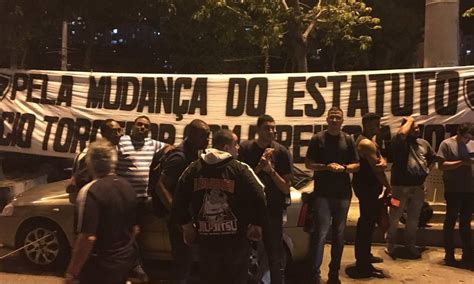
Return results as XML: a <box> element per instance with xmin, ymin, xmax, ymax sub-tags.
<box><xmin>238</xmin><ymin>114</ymin><xmax>292</xmax><ymax>284</ymax></box>
<box><xmin>386</xmin><ymin>117</ymin><xmax>436</xmax><ymax>259</ymax></box>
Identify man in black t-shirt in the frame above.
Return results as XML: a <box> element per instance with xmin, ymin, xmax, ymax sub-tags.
<box><xmin>305</xmin><ymin>107</ymin><xmax>359</xmax><ymax>284</ymax></box>
<box><xmin>152</xmin><ymin>119</ymin><xmax>210</xmax><ymax>284</ymax></box>
<box><xmin>65</xmin><ymin>139</ymin><xmax>138</xmax><ymax>284</ymax></box>
<box><xmin>238</xmin><ymin>114</ymin><xmax>292</xmax><ymax>284</ymax></box>
<box><xmin>386</xmin><ymin>117</ymin><xmax>436</xmax><ymax>259</ymax></box>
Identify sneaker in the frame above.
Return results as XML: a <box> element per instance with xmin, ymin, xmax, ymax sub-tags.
<box><xmin>444</xmin><ymin>255</ymin><xmax>457</xmax><ymax>267</ymax></box>
<box><xmin>370</xmin><ymin>254</ymin><xmax>384</xmax><ymax>263</ymax></box>
<box><xmin>129</xmin><ymin>264</ymin><xmax>149</xmax><ymax>283</ymax></box>
<box><xmin>406</xmin><ymin>247</ymin><xmax>421</xmax><ymax>259</ymax></box>
<box><xmin>384</xmin><ymin>248</ymin><xmax>396</xmax><ymax>260</ymax></box>
<box><xmin>352</xmin><ymin>265</ymin><xmax>386</xmax><ymax>279</ymax></box>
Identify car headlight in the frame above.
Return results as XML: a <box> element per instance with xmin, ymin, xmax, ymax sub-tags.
<box><xmin>0</xmin><ymin>203</ymin><xmax>14</xmax><ymax>216</ymax></box>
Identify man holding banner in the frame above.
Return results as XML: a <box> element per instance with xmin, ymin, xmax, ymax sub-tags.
<box><xmin>238</xmin><ymin>114</ymin><xmax>292</xmax><ymax>284</ymax></box>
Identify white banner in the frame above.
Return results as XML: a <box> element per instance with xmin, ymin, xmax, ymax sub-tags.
<box><xmin>1</xmin><ymin>66</ymin><xmax>473</xmax><ymax>163</ymax></box>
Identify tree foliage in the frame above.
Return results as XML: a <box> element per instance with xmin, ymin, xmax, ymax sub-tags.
<box><xmin>6</xmin><ymin>0</ymin><xmax>460</xmax><ymax>73</ymax></box>
<box><xmin>306</xmin><ymin>0</ymin><xmax>381</xmax><ymax>71</ymax></box>
<box><xmin>464</xmin><ymin>7</ymin><xmax>474</xmax><ymax>17</ymax></box>
<box><xmin>192</xmin><ymin>0</ymin><xmax>285</xmax><ymax>72</ymax></box>
<box><xmin>193</xmin><ymin>0</ymin><xmax>380</xmax><ymax>72</ymax></box>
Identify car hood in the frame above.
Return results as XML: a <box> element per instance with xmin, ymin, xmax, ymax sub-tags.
<box><xmin>12</xmin><ymin>179</ymin><xmax>71</xmax><ymax>206</ymax></box>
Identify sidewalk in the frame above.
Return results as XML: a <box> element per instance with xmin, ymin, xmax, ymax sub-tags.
<box><xmin>287</xmin><ymin>244</ymin><xmax>474</xmax><ymax>284</ymax></box>
<box><xmin>0</xmin><ymin>274</ymin><xmax>62</xmax><ymax>284</ymax></box>
<box><xmin>344</xmin><ymin>197</ymin><xmax>474</xmax><ymax>247</ymax></box>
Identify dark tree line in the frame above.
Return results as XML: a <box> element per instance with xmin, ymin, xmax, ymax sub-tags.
<box><xmin>0</xmin><ymin>0</ymin><xmax>472</xmax><ymax>73</ymax></box>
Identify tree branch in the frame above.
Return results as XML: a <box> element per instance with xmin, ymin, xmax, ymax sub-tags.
<box><xmin>223</xmin><ymin>3</ymin><xmax>249</xmax><ymax>19</ymax></box>
<box><xmin>302</xmin><ymin>8</ymin><xmax>324</xmax><ymax>42</ymax></box>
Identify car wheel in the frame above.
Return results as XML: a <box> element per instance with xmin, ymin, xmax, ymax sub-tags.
<box><xmin>17</xmin><ymin>221</ymin><xmax>70</xmax><ymax>268</ymax></box>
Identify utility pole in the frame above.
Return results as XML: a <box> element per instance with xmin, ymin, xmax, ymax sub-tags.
<box><xmin>424</xmin><ymin>0</ymin><xmax>459</xmax><ymax>67</ymax></box>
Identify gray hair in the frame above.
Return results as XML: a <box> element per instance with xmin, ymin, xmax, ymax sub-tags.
<box><xmin>86</xmin><ymin>138</ymin><xmax>117</xmax><ymax>178</ymax></box>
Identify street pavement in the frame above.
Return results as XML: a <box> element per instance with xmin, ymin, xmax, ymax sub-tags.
<box><xmin>287</xmin><ymin>245</ymin><xmax>474</xmax><ymax>284</ymax></box>
<box><xmin>2</xmin><ymin>245</ymin><xmax>474</xmax><ymax>283</ymax></box>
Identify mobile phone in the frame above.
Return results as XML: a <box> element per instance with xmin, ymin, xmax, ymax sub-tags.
<box><xmin>390</xmin><ymin>197</ymin><xmax>400</xmax><ymax>208</ymax></box>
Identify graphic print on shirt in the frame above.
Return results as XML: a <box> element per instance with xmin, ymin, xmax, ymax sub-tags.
<box><xmin>197</xmin><ymin>188</ymin><xmax>237</xmax><ymax>235</ymax></box>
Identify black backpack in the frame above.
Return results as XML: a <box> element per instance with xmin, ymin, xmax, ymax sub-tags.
<box><xmin>147</xmin><ymin>147</ymin><xmax>185</xmax><ymax>217</ymax></box>
<box><xmin>400</xmin><ymin>201</ymin><xmax>433</xmax><ymax>228</ymax></box>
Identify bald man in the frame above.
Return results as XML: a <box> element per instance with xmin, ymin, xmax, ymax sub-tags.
<box><xmin>152</xmin><ymin>119</ymin><xmax>210</xmax><ymax>284</ymax></box>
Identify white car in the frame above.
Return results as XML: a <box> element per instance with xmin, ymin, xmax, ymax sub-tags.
<box><xmin>0</xmin><ymin>167</ymin><xmax>313</xmax><ymax>269</ymax></box>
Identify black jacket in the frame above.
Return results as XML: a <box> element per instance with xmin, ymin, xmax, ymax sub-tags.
<box><xmin>171</xmin><ymin>148</ymin><xmax>266</xmax><ymax>243</ymax></box>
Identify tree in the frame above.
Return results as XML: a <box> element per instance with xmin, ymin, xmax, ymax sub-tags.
<box><xmin>194</xmin><ymin>0</ymin><xmax>285</xmax><ymax>73</ymax></box>
<box><xmin>194</xmin><ymin>0</ymin><xmax>380</xmax><ymax>72</ymax></box>
<box><xmin>304</xmin><ymin>1</ymin><xmax>382</xmax><ymax>71</ymax></box>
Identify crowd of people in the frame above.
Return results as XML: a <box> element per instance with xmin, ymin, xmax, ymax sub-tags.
<box><xmin>63</xmin><ymin>112</ymin><xmax>473</xmax><ymax>284</ymax></box>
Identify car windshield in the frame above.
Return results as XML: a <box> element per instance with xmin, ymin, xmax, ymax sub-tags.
<box><xmin>291</xmin><ymin>166</ymin><xmax>312</xmax><ymax>190</ymax></box>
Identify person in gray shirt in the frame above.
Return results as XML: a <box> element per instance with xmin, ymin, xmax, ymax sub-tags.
<box><xmin>437</xmin><ymin>123</ymin><xmax>474</xmax><ymax>266</ymax></box>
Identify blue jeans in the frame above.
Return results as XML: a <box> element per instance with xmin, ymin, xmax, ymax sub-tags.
<box><xmin>311</xmin><ymin>197</ymin><xmax>351</xmax><ymax>278</ymax></box>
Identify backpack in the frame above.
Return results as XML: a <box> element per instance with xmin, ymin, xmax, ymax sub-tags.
<box><xmin>400</xmin><ymin>201</ymin><xmax>433</xmax><ymax>228</ymax></box>
<box><xmin>147</xmin><ymin>147</ymin><xmax>185</xmax><ymax>217</ymax></box>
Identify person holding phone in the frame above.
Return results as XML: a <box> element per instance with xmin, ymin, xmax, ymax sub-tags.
<box><xmin>385</xmin><ymin>117</ymin><xmax>436</xmax><ymax>260</ymax></box>
<box><xmin>437</xmin><ymin>123</ymin><xmax>474</xmax><ymax>266</ymax></box>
